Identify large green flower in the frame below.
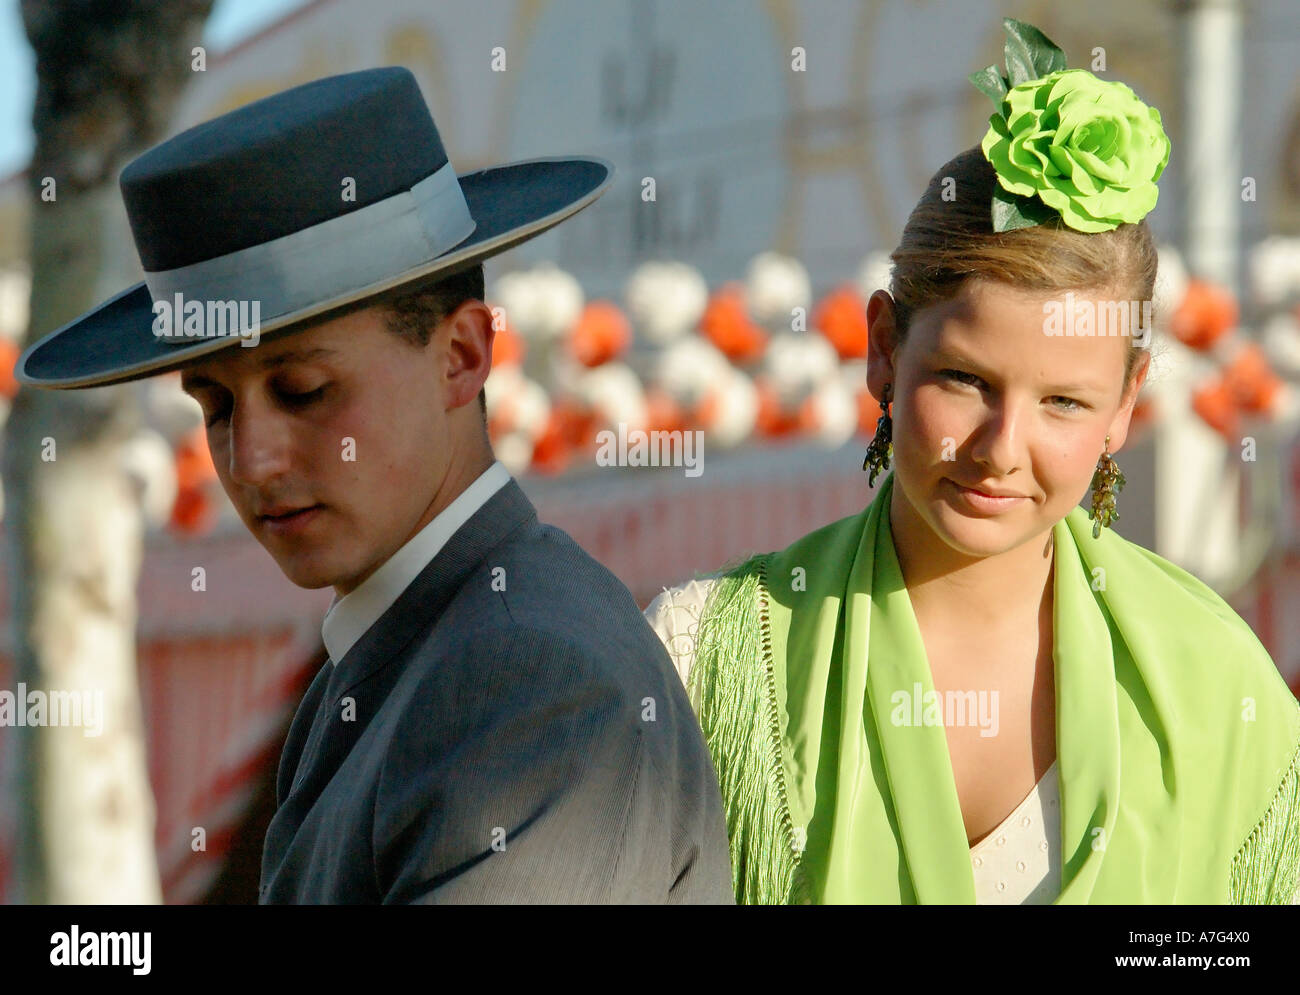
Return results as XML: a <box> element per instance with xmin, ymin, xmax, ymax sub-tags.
<box><xmin>981</xmin><ymin>69</ymin><xmax>1171</xmax><ymax>233</ymax></box>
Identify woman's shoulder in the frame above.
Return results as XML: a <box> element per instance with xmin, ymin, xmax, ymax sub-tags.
<box><xmin>1071</xmin><ymin>506</ymin><xmax>1248</xmax><ymax>623</ymax></box>
<box><xmin>644</xmin><ymin>575</ymin><xmax>723</xmax><ymax>687</ymax></box>
<box><xmin>1075</xmin><ymin>511</ymin><xmax>1289</xmax><ymax>688</ymax></box>
<box><xmin>1077</xmin><ymin>516</ymin><xmax>1300</xmax><ymax>816</ymax></box>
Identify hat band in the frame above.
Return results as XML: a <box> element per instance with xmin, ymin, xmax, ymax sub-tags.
<box><xmin>143</xmin><ymin>160</ymin><xmax>475</xmax><ymax>343</ymax></box>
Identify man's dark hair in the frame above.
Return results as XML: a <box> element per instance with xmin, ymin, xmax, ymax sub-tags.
<box><xmin>380</xmin><ymin>263</ymin><xmax>488</xmax><ymax>417</ymax></box>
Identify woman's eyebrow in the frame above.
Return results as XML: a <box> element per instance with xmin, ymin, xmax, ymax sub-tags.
<box><xmin>932</xmin><ymin>347</ymin><xmax>1106</xmax><ymax>394</ymax></box>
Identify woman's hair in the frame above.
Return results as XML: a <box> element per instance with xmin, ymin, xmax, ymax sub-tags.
<box><xmin>888</xmin><ymin>146</ymin><xmax>1157</xmax><ymax>395</ymax></box>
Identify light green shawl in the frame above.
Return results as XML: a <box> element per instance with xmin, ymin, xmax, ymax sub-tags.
<box><xmin>688</xmin><ymin>469</ymin><xmax>1300</xmax><ymax>903</ymax></box>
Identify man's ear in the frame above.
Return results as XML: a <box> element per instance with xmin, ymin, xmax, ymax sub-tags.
<box><xmin>439</xmin><ymin>299</ymin><xmax>496</xmax><ymax>412</ymax></box>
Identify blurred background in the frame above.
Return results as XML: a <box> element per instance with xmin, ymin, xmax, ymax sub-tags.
<box><xmin>1</xmin><ymin>0</ymin><xmax>1298</xmax><ymax>903</ymax></box>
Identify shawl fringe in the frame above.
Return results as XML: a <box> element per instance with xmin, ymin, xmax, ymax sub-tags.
<box><xmin>1230</xmin><ymin>721</ymin><xmax>1300</xmax><ymax>904</ymax></box>
<box><xmin>689</xmin><ymin>554</ymin><xmax>809</xmax><ymax>904</ymax></box>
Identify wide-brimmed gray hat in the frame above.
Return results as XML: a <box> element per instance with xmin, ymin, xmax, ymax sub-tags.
<box><xmin>16</xmin><ymin>66</ymin><xmax>613</xmax><ymax>389</ymax></box>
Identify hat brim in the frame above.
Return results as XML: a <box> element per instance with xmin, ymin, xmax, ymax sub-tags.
<box><xmin>16</xmin><ymin>155</ymin><xmax>612</xmax><ymax>389</ymax></box>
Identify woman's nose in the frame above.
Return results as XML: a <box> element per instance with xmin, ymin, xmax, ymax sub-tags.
<box><xmin>969</xmin><ymin>401</ymin><xmax>1025</xmax><ymax>476</ymax></box>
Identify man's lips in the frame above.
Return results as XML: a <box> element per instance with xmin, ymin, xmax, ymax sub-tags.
<box><xmin>257</xmin><ymin>504</ymin><xmax>323</xmax><ymax>533</ymax></box>
<box><xmin>258</xmin><ymin>504</ymin><xmax>319</xmax><ymax>520</ymax></box>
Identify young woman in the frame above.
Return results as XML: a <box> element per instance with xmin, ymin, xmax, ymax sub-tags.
<box><xmin>646</xmin><ymin>23</ymin><xmax>1300</xmax><ymax>904</ymax></box>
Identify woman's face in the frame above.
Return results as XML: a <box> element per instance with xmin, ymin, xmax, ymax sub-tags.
<box><xmin>866</xmin><ymin>278</ymin><xmax>1150</xmax><ymax>561</ymax></box>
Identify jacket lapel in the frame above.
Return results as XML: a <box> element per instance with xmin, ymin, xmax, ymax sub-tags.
<box><xmin>325</xmin><ymin>478</ymin><xmax>538</xmax><ymax>702</ymax></box>
<box><xmin>283</xmin><ymin>478</ymin><xmax>539</xmax><ymax>798</ymax></box>
<box><xmin>276</xmin><ymin>662</ymin><xmax>331</xmax><ymax>805</ymax></box>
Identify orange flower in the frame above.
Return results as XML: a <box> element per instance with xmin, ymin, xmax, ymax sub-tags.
<box><xmin>488</xmin><ymin>306</ymin><xmax>526</xmax><ymax>368</ymax></box>
<box><xmin>1190</xmin><ymin>380</ymin><xmax>1239</xmax><ymax>441</ymax></box>
<box><xmin>0</xmin><ymin>338</ymin><xmax>18</xmax><ymax>400</ymax></box>
<box><xmin>1222</xmin><ymin>344</ymin><xmax>1283</xmax><ymax>414</ymax></box>
<box><xmin>754</xmin><ymin>380</ymin><xmax>800</xmax><ymax>437</ymax></box>
<box><xmin>700</xmin><ymin>284</ymin><xmax>767</xmax><ymax>363</ymax></box>
<box><xmin>568</xmin><ymin>301</ymin><xmax>631</xmax><ymax>368</ymax></box>
<box><xmin>530</xmin><ymin>401</ymin><xmax>600</xmax><ymax>474</ymax></box>
<box><xmin>645</xmin><ymin>389</ymin><xmax>688</xmax><ymax>434</ymax></box>
<box><xmin>170</xmin><ymin>426</ymin><xmax>218</xmax><ymax>535</ymax></box>
<box><xmin>1170</xmin><ymin>280</ymin><xmax>1236</xmax><ymax>351</ymax></box>
<box><xmin>813</xmin><ymin>286</ymin><xmax>870</xmax><ymax>359</ymax></box>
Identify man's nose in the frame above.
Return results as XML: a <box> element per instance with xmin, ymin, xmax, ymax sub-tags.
<box><xmin>227</xmin><ymin>398</ymin><xmax>293</xmax><ymax>487</ymax></box>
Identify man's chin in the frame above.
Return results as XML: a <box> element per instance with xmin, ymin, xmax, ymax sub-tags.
<box><xmin>264</xmin><ymin>552</ymin><xmax>346</xmax><ymax>591</ymax></box>
<box><xmin>280</xmin><ymin>570</ymin><xmax>339</xmax><ymax>592</ymax></box>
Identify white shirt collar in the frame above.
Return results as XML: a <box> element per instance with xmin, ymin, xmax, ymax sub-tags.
<box><xmin>321</xmin><ymin>461</ymin><xmax>511</xmax><ymax>665</ymax></box>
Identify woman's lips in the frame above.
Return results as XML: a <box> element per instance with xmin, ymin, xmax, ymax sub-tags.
<box><xmin>946</xmin><ymin>479</ymin><xmax>1026</xmax><ymax>513</ymax></box>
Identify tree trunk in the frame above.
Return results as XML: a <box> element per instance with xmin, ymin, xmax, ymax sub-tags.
<box><xmin>4</xmin><ymin>0</ymin><xmax>213</xmax><ymax>904</ymax></box>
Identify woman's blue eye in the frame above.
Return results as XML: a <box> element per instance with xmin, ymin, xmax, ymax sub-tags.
<box><xmin>941</xmin><ymin>370</ymin><xmax>1084</xmax><ymax>411</ymax></box>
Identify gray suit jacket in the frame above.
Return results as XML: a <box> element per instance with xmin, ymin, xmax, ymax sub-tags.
<box><xmin>258</xmin><ymin>478</ymin><xmax>735</xmax><ymax>903</ymax></box>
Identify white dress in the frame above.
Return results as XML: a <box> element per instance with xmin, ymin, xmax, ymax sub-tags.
<box><xmin>645</xmin><ymin>577</ymin><xmax>1300</xmax><ymax>905</ymax></box>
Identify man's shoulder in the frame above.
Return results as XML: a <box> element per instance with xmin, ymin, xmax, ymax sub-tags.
<box><xmin>433</xmin><ymin>608</ymin><xmax>671</xmax><ymax>711</ymax></box>
<box><xmin>486</xmin><ymin>516</ymin><xmax>628</xmax><ymax>592</ymax></box>
<box><xmin>446</xmin><ymin>517</ymin><xmax>658</xmax><ymax>657</ymax></box>
<box><xmin>385</xmin><ymin>619</ymin><xmax>654</xmax><ymax>778</ymax></box>
<box><xmin>395</xmin><ymin>522</ymin><xmax>688</xmax><ymax>734</ymax></box>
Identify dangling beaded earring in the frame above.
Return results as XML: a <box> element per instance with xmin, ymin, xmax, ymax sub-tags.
<box><xmin>862</xmin><ymin>382</ymin><xmax>893</xmax><ymax>487</ymax></box>
<box><xmin>1087</xmin><ymin>434</ymin><xmax>1125</xmax><ymax>539</ymax></box>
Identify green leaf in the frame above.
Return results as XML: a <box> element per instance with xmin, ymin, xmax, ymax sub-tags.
<box><xmin>1002</xmin><ymin>29</ymin><xmax>1037</xmax><ymax>84</ymax></box>
<box><xmin>1007</xmin><ymin>19</ymin><xmax>1068</xmax><ymax>77</ymax></box>
<box><xmin>1002</xmin><ymin>17</ymin><xmax>1067</xmax><ymax>85</ymax></box>
<box><xmin>968</xmin><ymin>65</ymin><xmax>1009</xmax><ymax>107</ymax></box>
<box><xmin>990</xmin><ymin>185</ymin><xmax>1057</xmax><ymax>232</ymax></box>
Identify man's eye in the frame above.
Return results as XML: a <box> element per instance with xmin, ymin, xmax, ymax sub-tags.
<box><xmin>941</xmin><ymin>369</ymin><xmax>981</xmax><ymax>386</ymax></box>
<box><xmin>202</xmin><ymin>385</ymin><xmax>326</xmax><ymax>427</ymax></box>
<box><xmin>278</xmin><ymin>385</ymin><xmax>327</xmax><ymax>407</ymax></box>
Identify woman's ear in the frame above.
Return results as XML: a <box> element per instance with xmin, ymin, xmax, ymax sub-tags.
<box><xmin>1125</xmin><ymin>351</ymin><xmax>1152</xmax><ymax>408</ymax></box>
<box><xmin>1106</xmin><ymin>350</ymin><xmax>1152</xmax><ymax>453</ymax></box>
<box><xmin>866</xmin><ymin>290</ymin><xmax>900</xmax><ymax>402</ymax></box>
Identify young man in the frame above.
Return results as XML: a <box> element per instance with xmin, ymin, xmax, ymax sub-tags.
<box><xmin>17</xmin><ymin>67</ymin><xmax>734</xmax><ymax>904</ymax></box>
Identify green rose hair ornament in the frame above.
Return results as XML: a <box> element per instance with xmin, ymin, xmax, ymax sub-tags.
<box><xmin>969</xmin><ymin>18</ymin><xmax>1172</xmax><ymax>233</ymax></box>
